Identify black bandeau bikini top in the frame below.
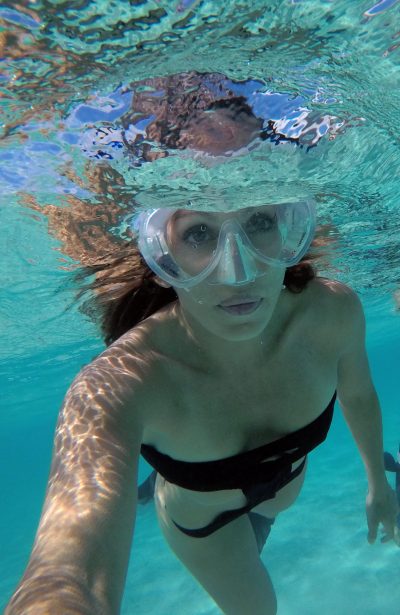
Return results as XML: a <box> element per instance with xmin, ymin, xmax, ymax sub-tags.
<box><xmin>140</xmin><ymin>392</ymin><xmax>336</xmax><ymax>492</ymax></box>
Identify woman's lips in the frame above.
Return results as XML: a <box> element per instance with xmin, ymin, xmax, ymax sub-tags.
<box><xmin>217</xmin><ymin>299</ymin><xmax>263</xmax><ymax>315</ymax></box>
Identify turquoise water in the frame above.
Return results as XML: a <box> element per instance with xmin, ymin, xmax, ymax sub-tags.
<box><xmin>2</xmin><ymin>1</ymin><xmax>400</xmax><ymax>613</ymax></box>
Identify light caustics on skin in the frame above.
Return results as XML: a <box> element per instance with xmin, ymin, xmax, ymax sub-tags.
<box><xmin>7</xmin><ymin>331</ymin><xmax>155</xmax><ymax>613</ymax></box>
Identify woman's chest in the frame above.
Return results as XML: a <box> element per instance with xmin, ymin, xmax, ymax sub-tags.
<box><xmin>144</xmin><ymin>326</ymin><xmax>339</xmax><ymax>460</ymax></box>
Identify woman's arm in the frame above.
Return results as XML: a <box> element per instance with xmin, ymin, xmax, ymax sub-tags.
<box><xmin>336</xmin><ymin>288</ymin><xmax>398</xmax><ymax>543</ymax></box>
<box><xmin>5</xmin><ymin>358</ymin><xmax>144</xmax><ymax>615</ymax></box>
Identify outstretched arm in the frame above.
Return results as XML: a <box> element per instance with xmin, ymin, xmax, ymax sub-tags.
<box><xmin>5</xmin><ymin>359</ymin><xmax>143</xmax><ymax>614</ymax></box>
<box><xmin>336</xmin><ymin>288</ymin><xmax>398</xmax><ymax>545</ymax></box>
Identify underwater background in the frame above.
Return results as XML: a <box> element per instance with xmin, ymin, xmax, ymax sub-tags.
<box><xmin>1</xmin><ymin>1</ymin><xmax>400</xmax><ymax>613</ymax></box>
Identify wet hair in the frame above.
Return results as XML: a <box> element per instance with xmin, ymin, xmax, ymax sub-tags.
<box><xmin>75</xmin><ymin>244</ymin><xmax>316</xmax><ymax>346</ymax></box>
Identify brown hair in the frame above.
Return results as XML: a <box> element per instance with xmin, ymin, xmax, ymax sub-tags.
<box><xmin>23</xmin><ymin>171</ymin><xmax>317</xmax><ymax>348</ymax></box>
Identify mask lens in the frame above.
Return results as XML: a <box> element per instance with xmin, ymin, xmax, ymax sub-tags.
<box><xmin>166</xmin><ymin>213</ymin><xmax>218</xmax><ymax>276</ymax></box>
<box><xmin>136</xmin><ymin>201</ymin><xmax>315</xmax><ymax>288</ymax></box>
<box><xmin>239</xmin><ymin>207</ymin><xmax>282</xmax><ymax>260</ymax></box>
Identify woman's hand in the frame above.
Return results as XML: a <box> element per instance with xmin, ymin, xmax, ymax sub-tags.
<box><xmin>366</xmin><ymin>481</ymin><xmax>399</xmax><ymax>545</ymax></box>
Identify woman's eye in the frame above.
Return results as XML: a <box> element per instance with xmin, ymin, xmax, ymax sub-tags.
<box><xmin>182</xmin><ymin>224</ymin><xmax>214</xmax><ymax>245</ymax></box>
<box><xmin>245</xmin><ymin>212</ymin><xmax>276</xmax><ymax>233</ymax></box>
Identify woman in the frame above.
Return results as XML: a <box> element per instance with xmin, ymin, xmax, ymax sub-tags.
<box><xmin>6</xmin><ymin>76</ymin><xmax>398</xmax><ymax>615</ymax></box>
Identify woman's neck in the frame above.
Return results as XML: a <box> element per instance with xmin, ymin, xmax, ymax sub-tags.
<box><xmin>174</xmin><ymin>293</ymin><xmax>292</xmax><ymax>378</ymax></box>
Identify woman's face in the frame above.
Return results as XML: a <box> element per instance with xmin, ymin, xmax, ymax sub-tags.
<box><xmin>174</xmin><ymin>267</ymin><xmax>285</xmax><ymax>342</ymax></box>
<box><xmin>167</xmin><ymin>208</ymin><xmax>286</xmax><ymax>342</ymax></box>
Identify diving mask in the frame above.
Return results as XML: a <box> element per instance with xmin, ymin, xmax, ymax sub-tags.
<box><xmin>133</xmin><ymin>200</ymin><xmax>316</xmax><ymax>289</ymax></box>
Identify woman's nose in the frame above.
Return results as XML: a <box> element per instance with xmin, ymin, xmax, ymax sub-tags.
<box><xmin>214</xmin><ymin>232</ymin><xmax>258</xmax><ymax>285</ymax></box>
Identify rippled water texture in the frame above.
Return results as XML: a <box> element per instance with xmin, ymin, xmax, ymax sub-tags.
<box><xmin>1</xmin><ymin>0</ymin><xmax>400</xmax><ymax>361</ymax></box>
<box><xmin>2</xmin><ymin>3</ymin><xmax>400</xmax><ymax>613</ymax></box>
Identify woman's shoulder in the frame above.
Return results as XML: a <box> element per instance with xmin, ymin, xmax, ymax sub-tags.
<box><xmin>70</xmin><ymin>324</ymin><xmax>169</xmax><ymax>431</ymax></box>
<box><xmin>307</xmin><ymin>276</ymin><xmax>359</xmax><ymax>304</ymax></box>
<box><xmin>305</xmin><ymin>276</ymin><xmax>363</xmax><ymax>330</ymax></box>
<box><xmin>84</xmin><ymin>303</ymin><xmax>180</xmax><ymax>389</ymax></box>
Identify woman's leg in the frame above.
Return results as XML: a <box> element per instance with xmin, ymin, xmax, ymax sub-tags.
<box><xmin>155</xmin><ymin>498</ymin><xmax>277</xmax><ymax>615</ymax></box>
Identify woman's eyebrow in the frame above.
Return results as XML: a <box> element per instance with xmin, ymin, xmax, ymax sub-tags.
<box><xmin>173</xmin><ymin>208</ymin><xmax>272</xmax><ymax>223</ymax></box>
<box><xmin>174</xmin><ymin>211</ymin><xmax>218</xmax><ymax>222</ymax></box>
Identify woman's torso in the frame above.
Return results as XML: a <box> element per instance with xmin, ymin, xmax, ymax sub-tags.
<box><xmin>115</xmin><ymin>277</ymin><xmax>346</xmax><ymax>525</ymax></box>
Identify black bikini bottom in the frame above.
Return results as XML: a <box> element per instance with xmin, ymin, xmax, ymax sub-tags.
<box><xmin>172</xmin><ymin>456</ymin><xmax>306</xmax><ymax>538</ymax></box>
